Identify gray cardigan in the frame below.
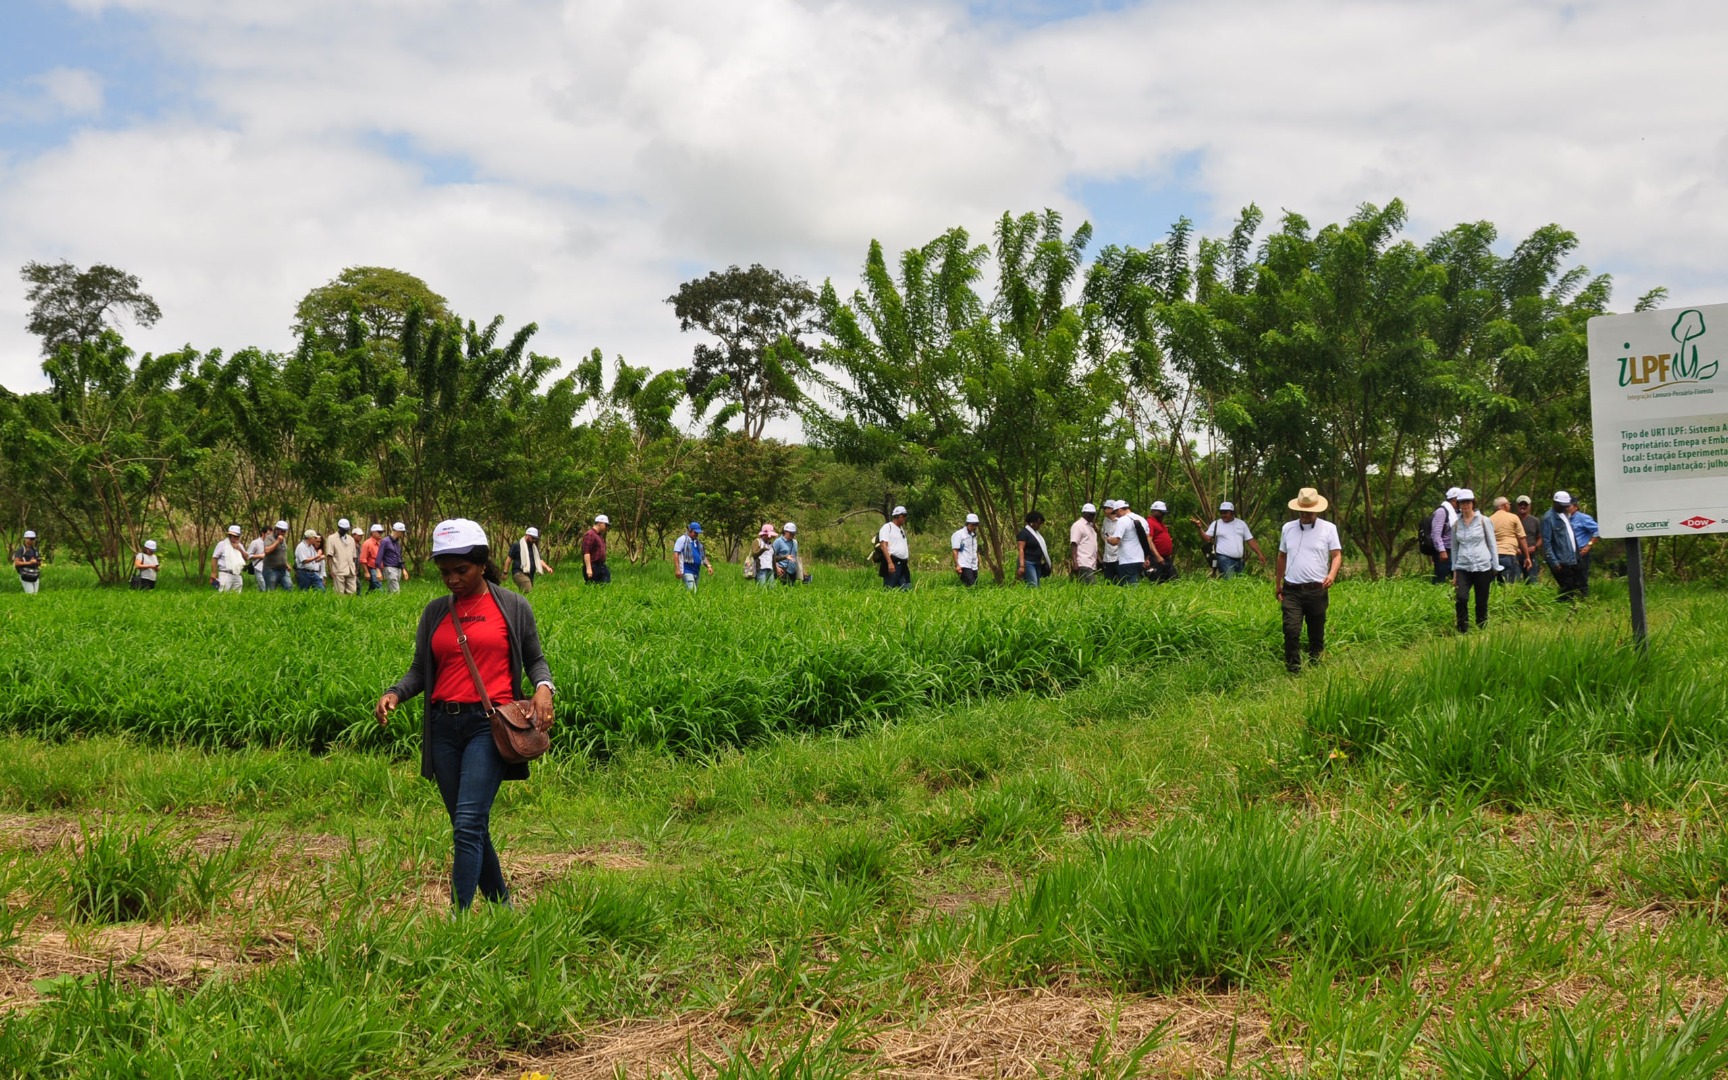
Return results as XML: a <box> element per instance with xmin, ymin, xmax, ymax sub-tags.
<box><xmin>386</xmin><ymin>584</ymin><xmax>555</xmax><ymax>782</ymax></box>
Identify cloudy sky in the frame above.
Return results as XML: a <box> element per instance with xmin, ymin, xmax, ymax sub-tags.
<box><xmin>3</xmin><ymin>0</ymin><xmax>1727</xmax><ymax>399</ymax></box>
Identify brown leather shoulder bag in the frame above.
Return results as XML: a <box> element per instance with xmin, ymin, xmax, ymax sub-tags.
<box><xmin>448</xmin><ymin>605</ymin><xmax>551</xmax><ymax>765</ymax></box>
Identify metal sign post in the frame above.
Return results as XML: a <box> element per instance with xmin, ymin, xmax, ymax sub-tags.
<box><xmin>1587</xmin><ymin>303</ymin><xmax>1728</xmax><ymax>650</ymax></box>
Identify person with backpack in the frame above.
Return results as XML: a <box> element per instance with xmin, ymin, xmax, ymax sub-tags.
<box><xmin>877</xmin><ymin>506</ymin><xmax>912</xmax><ymax>590</ymax></box>
<box><xmin>1016</xmin><ymin>511</ymin><xmax>1053</xmax><ymax>587</ymax></box>
<box><xmin>1449</xmin><ymin>490</ymin><xmax>1499</xmax><ymax>632</ymax></box>
<box><xmin>1426</xmin><ymin>487</ymin><xmax>1460</xmax><ymax>584</ymax></box>
<box><xmin>12</xmin><ymin>531</ymin><xmax>43</xmax><ymax>594</ymax></box>
<box><xmin>672</xmin><ymin>522</ymin><xmax>713</xmax><ymax>592</ymax></box>
<box><xmin>1105</xmin><ymin>501</ymin><xmax>1153</xmax><ymax>586</ymax></box>
<box><xmin>132</xmin><ymin>540</ymin><xmax>161</xmax><ymax>590</ymax></box>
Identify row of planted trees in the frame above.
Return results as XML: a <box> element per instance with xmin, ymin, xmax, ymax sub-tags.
<box><xmin>6</xmin><ymin>198</ymin><xmax>1713</xmax><ymax>586</ymax></box>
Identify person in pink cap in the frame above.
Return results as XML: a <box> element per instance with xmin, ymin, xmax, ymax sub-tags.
<box><xmin>750</xmin><ymin>523</ymin><xmax>778</xmax><ymax>586</ymax></box>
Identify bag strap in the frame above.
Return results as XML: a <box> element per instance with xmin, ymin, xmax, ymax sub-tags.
<box><xmin>447</xmin><ymin>599</ymin><xmax>497</xmax><ymax>715</ymax></box>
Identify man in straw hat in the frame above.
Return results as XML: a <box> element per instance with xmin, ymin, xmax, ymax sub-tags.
<box><xmin>1275</xmin><ymin>487</ymin><xmax>1342</xmax><ymax>674</ymax></box>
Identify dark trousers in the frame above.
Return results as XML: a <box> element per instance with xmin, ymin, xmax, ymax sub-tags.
<box><xmin>427</xmin><ymin>704</ymin><xmax>509</xmax><ymax>910</ymax></box>
<box><xmin>1454</xmin><ymin>569</ymin><xmax>1494</xmax><ymax>631</ymax></box>
<box><xmin>1577</xmin><ymin>553</ymin><xmax>1592</xmax><ymax>597</ymax></box>
<box><xmin>1148</xmin><ymin>559</ymin><xmax>1178</xmax><ymax>583</ymax></box>
<box><xmin>1430</xmin><ymin>552</ymin><xmax>1452</xmax><ymax>584</ymax></box>
<box><xmin>1281</xmin><ymin>584</ymin><xmax>1329</xmax><ymax>672</ymax></box>
<box><xmin>1551</xmin><ymin>561</ymin><xmax>1583</xmax><ymax>601</ymax></box>
<box><xmin>1100</xmin><ymin>563</ymin><xmax>1119</xmax><ymax>583</ymax></box>
<box><xmin>585</xmin><ymin>561</ymin><xmax>611</xmax><ymax>584</ymax></box>
<box><xmin>881</xmin><ymin>562</ymin><xmax>912</xmax><ymax>590</ymax></box>
<box><xmin>1115</xmin><ymin>563</ymin><xmax>1145</xmax><ymax>586</ymax></box>
<box><xmin>957</xmin><ymin>567</ymin><xmax>978</xmax><ymax>587</ymax></box>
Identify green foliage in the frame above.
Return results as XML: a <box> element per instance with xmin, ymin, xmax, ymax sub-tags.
<box><xmin>291</xmin><ymin>265</ymin><xmax>450</xmax><ymax>354</ymax></box>
<box><xmin>1434</xmin><ymin>999</ymin><xmax>1728</xmax><ymax>1080</ymax></box>
<box><xmin>668</xmin><ymin>263</ymin><xmax>822</xmax><ymax>441</ymax></box>
<box><xmin>19</xmin><ymin>260</ymin><xmax>161</xmax><ymax>358</ymax></box>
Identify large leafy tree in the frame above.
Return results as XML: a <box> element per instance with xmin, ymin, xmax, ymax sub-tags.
<box><xmin>293</xmin><ymin>267</ymin><xmax>450</xmax><ymax>357</ymax></box>
<box><xmin>20</xmin><ymin>261</ymin><xmax>162</xmax><ymax>358</ymax></box>
<box><xmin>667</xmin><ymin>264</ymin><xmax>821</xmax><ymax>440</ymax></box>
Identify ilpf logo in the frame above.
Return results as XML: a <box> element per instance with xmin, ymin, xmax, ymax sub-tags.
<box><xmin>1618</xmin><ymin>309</ymin><xmax>1722</xmax><ymax>391</ymax></box>
<box><xmin>1682</xmin><ymin>516</ymin><xmax>1717</xmax><ymax>530</ymax></box>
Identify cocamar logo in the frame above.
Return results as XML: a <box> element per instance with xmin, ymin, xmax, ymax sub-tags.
<box><xmin>1618</xmin><ymin>309</ymin><xmax>1721</xmax><ymax>390</ymax></box>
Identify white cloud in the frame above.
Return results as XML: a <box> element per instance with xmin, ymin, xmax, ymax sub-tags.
<box><xmin>0</xmin><ymin>67</ymin><xmax>104</xmax><ymax>123</ymax></box>
<box><xmin>3</xmin><ymin>0</ymin><xmax>1728</xmax><ymax>405</ymax></box>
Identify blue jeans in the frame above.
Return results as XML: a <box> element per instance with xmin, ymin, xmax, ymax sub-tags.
<box><xmin>1497</xmin><ymin>554</ymin><xmax>1519</xmax><ymax>584</ymax></box>
<box><xmin>1216</xmin><ymin>554</ymin><xmax>1245</xmax><ymax>579</ymax></box>
<box><xmin>882</xmin><ymin>562</ymin><xmax>911</xmax><ymax>590</ymax></box>
<box><xmin>1431</xmin><ymin>552</ymin><xmax>1452</xmax><ymax>584</ymax></box>
<box><xmin>263</xmin><ymin>566</ymin><xmax>291</xmax><ymax>592</ymax></box>
<box><xmin>682</xmin><ymin>568</ymin><xmax>700</xmax><ymax>592</ymax></box>
<box><xmin>427</xmin><ymin>704</ymin><xmax>509</xmax><ymax>909</ymax></box>
<box><xmin>1021</xmin><ymin>561</ymin><xmax>1042</xmax><ymax>587</ymax></box>
<box><xmin>1115</xmin><ymin>563</ymin><xmax>1144</xmax><ymax>586</ymax></box>
<box><xmin>756</xmin><ymin>568</ymin><xmax>774</xmax><ymax>586</ymax></box>
<box><xmin>367</xmin><ymin>568</ymin><xmax>382</xmax><ymax>592</ymax></box>
<box><xmin>295</xmin><ymin>570</ymin><xmax>324</xmax><ymax>591</ymax></box>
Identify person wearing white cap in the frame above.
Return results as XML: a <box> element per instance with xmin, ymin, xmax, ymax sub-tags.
<box><xmin>773</xmin><ymin>522</ymin><xmax>803</xmax><ymax>584</ymax></box>
<box><xmin>1448</xmin><ymin>490</ymin><xmax>1498</xmax><ymax>633</ymax></box>
<box><xmin>579</xmin><ymin>516</ymin><xmax>611</xmax><ymax>585</ymax></box>
<box><xmin>132</xmin><ymin>539</ymin><xmax>161</xmax><ymax>590</ymax></box>
<box><xmin>1105</xmin><ymin>500</ymin><xmax>1152</xmax><ymax>586</ymax></box>
<box><xmin>1192</xmin><ymin>501</ymin><xmax>1265</xmax><ymax>579</ymax></box>
<box><xmin>509</xmin><ymin>527</ymin><xmax>554</xmax><ymax>594</ymax></box>
<box><xmin>362</xmin><ymin>524</ymin><xmax>385</xmax><ymax>592</ymax></box>
<box><xmin>294</xmin><ymin>529</ymin><xmax>327</xmax><ymax>591</ymax></box>
<box><xmin>1098</xmin><ymin>501</ymin><xmax>1121</xmax><ymax>583</ymax></box>
<box><xmin>375</xmin><ymin>517</ymin><xmax>556</xmax><ymax>912</ymax></box>
<box><xmin>1146</xmin><ymin>501</ymin><xmax>1177</xmax><ymax>583</ymax></box>
<box><xmin>1069</xmin><ymin>503</ymin><xmax>1100</xmax><ymax>584</ymax></box>
<box><xmin>878</xmin><ymin>506</ymin><xmax>912</xmax><ymax>590</ymax></box>
<box><xmin>950</xmin><ymin>513</ymin><xmax>981</xmax><ymax>586</ymax></box>
<box><xmin>211</xmin><ymin>525</ymin><xmax>249</xmax><ymax>592</ymax></box>
<box><xmin>1427</xmin><ymin>487</ymin><xmax>1462</xmax><ymax>585</ymax></box>
<box><xmin>379</xmin><ymin>522</ymin><xmax>409</xmax><ymax>593</ymax></box>
<box><xmin>258</xmin><ymin>520</ymin><xmax>292</xmax><ymax>591</ymax></box>
<box><xmin>325</xmin><ymin>517</ymin><xmax>360</xmax><ymax>595</ymax></box>
<box><xmin>1540</xmin><ymin>491</ymin><xmax>1583</xmax><ymax>601</ymax></box>
<box><xmin>1276</xmin><ymin>488</ymin><xmax>1342</xmax><ymax>674</ymax></box>
<box><xmin>12</xmin><ymin>530</ymin><xmax>43</xmax><ymax>594</ymax></box>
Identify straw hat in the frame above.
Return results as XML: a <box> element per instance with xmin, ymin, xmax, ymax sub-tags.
<box><xmin>1287</xmin><ymin>487</ymin><xmax>1329</xmax><ymax>513</ymax></box>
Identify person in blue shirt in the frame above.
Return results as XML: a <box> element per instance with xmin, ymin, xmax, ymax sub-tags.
<box><xmin>1568</xmin><ymin>500</ymin><xmax>1600</xmax><ymax>598</ymax></box>
<box><xmin>772</xmin><ymin>522</ymin><xmax>803</xmax><ymax>584</ymax></box>
<box><xmin>671</xmin><ymin>522</ymin><xmax>712</xmax><ymax>592</ymax></box>
<box><xmin>1540</xmin><ymin>491</ymin><xmax>1583</xmax><ymax>602</ymax></box>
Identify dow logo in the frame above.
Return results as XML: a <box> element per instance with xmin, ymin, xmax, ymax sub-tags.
<box><xmin>1681</xmin><ymin>516</ymin><xmax>1717</xmax><ymax>530</ymax></box>
<box><xmin>1618</xmin><ymin>309</ymin><xmax>1722</xmax><ymax>391</ymax></box>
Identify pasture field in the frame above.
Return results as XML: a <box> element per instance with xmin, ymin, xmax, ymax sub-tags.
<box><xmin>2</xmin><ymin>566</ymin><xmax>1728</xmax><ymax>1078</ymax></box>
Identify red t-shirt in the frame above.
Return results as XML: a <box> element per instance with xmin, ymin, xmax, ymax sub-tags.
<box><xmin>1147</xmin><ymin>517</ymin><xmax>1174</xmax><ymax>559</ymax></box>
<box><xmin>430</xmin><ymin>591</ymin><xmax>515</xmax><ymax>704</ymax></box>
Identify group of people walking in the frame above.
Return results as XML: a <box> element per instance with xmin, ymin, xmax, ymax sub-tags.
<box><xmin>203</xmin><ymin>520</ymin><xmax>410</xmax><ymax>593</ymax></box>
<box><xmin>1425</xmin><ymin>488</ymin><xmax>1600</xmax><ymax>632</ymax></box>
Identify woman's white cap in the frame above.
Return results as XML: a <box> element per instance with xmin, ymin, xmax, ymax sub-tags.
<box><xmin>525</xmin><ymin>526</ymin><xmax>540</xmax><ymax>538</ymax></box>
<box><xmin>783</xmin><ymin>521</ymin><xmax>797</xmax><ymax>533</ymax></box>
<box><xmin>1456</xmin><ymin>488</ymin><xmax>1476</xmax><ymax>502</ymax></box>
<box><xmin>431</xmin><ymin>518</ymin><xmax>488</xmax><ymax>556</ymax></box>
<box><xmin>227</xmin><ymin>525</ymin><xmax>242</xmax><ymax>535</ymax></box>
<box><xmin>965</xmin><ymin>513</ymin><xmax>980</xmax><ymax>524</ymax></box>
<box><xmin>144</xmin><ymin>540</ymin><xmax>157</xmax><ymax>551</ymax></box>
<box><xmin>594</xmin><ymin>514</ymin><xmax>609</xmax><ymax>524</ymax></box>
<box><xmin>392</xmin><ymin>521</ymin><xmax>407</xmax><ymax>532</ymax></box>
<box><xmin>337</xmin><ymin>518</ymin><xmax>351</xmax><ymax>531</ymax></box>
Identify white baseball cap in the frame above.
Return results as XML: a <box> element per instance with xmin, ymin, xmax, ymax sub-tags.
<box><xmin>1553</xmin><ymin>490</ymin><xmax>1572</xmax><ymax>505</ymax></box>
<box><xmin>1150</xmin><ymin>500</ymin><xmax>1168</xmax><ymax>513</ymax></box>
<box><xmin>525</xmin><ymin>527</ymin><xmax>540</xmax><ymax>538</ymax></box>
<box><xmin>23</xmin><ymin>530</ymin><xmax>36</xmax><ymax>539</ymax></box>
<box><xmin>370</xmin><ymin>523</ymin><xmax>383</xmax><ymax>533</ymax></box>
<box><xmin>274</xmin><ymin>520</ymin><xmax>289</xmax><ymax>531</ymax></box>
<box><xmin>783</xmin><ymin>521</ymin><xmax>797</xmax><ymax>533</ymax></box>
<box><xmin>144</xmin><ymin>540</ymin><xmax>157</xmax><ymax>551</ymax></box>
<box><xmin>1219</xmin><ymin>501</ymin><xmax>1235</xmax><ymax>512</ymax></box>
<box><xmin>965</xmin><ymin>513</ymin><xmax>980</xmax><ymax>524</ymax></box>
<box><xmin>594</xmin><ymin>514</ymin><xmax>609</xmax><ymax>525</ymax></box>
<box><xmin>891</xmin><ymin>505</ymin><xmax>908</xmax><ymax>517</ymax></box>
<box><xmin>1081</xmin><ymin>502</ymin><xmax>1097</xmax><ymax>514</ymax></box>
<box><xmin>228</xmin><ymin>525</ymin><xmax>242</xmax><ymax>536</ymax></box>
<box><xmin>1445</xmin><ymin>487</ymin><xmax>1461</xmax><ymax>500</ymax></box>
<box><xmin>337</xmin><ymin>518</ymin><xmax>351</xmax><ymax>531</ymax></box>
<box><xmin>392</xmin><ymin>521</ymin><xmax>406</xmax><ymax>532</ymax></box>
<box><xmin>303</xmin><ymin>529</ymin><xmax>318</xmax><ymax>538</ymax></box>
<box><xmin>1117</xmin><ymin>500</ymin><xmax>1132</xmax><ymax>509</ymax></box>
<box><xmin>1455</xmin><ymin>488</ymin><xmax>1476</xmax><ymax>502</ymax></box>
<box><xmin>431</xmin><ymin>518</ymin><xmax>488</xmax><ymax>556</ymax></box>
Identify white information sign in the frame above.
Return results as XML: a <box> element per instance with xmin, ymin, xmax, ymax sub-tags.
<box><xmin>1587</xmin><ymin>303</ymin><xmax>1728</xmax><ymax>539</ymax></box>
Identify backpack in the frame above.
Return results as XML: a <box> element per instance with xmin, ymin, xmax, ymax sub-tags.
<box><xmin>1417</xmin><ymin>510</ymin><xmax>1439</xmax><ymax>556</ymax></box>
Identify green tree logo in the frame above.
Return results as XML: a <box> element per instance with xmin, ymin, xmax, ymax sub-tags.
<box><xmin>1671</xmin><ymin>309</ymin><xmax>1720</xmax><ymax>380</ymax></box>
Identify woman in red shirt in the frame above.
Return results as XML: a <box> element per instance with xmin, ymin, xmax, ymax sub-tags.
<box><xmin>375</xmin><ymin>519</ymin><xmax>555</xmax><ymax>910</ymax></box>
